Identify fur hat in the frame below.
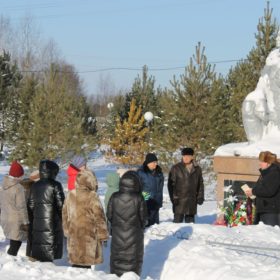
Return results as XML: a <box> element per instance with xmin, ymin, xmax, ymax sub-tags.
<box><xmin>258</xmin><ymin>151</ymin><xmax>277</xmax><ymax>164</ymax></box>
<box><xmin>9</xmin><ymin>161</ymin><xmax>24</xmax><ymax>178</ymax></box>
<box><xmin>71</xmin><ymin>155</ymin><xmax>87</xmax><ymax>169</ymax></box>
<box><xmin>145</xmin><ymin>153</ymin><xmax>158</xmax><ymax>164</ymax></box>
<box><xmin>181</xmin><ymin>147</ymin><xmax>194</xmax><ymax>156</ymax></box>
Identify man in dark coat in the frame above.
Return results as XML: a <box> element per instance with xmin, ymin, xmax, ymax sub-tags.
<box><xmin>137</xmin><ymin>153</ymin><xmax>164</xmax><ymax>227</ymax></box>
<box><xmin>107</xmin><ymin>171</ymin><xmax>147</xmax><ymax>277</ymax></box>
<box><xmin>168</xmin><ymin>147</ymin><xmax>204</xmax><ymax>223</ymax></box>
<box><xmin>28</xmin><ymin>160</ymin><xmax>65</xmax><ymax>262</ymax></box>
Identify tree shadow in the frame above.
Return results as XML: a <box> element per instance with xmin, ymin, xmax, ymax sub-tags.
<box><xmin>141</xmin><ymin>226</ymin><xmax>193</xmax><ymax>280</ymax></box>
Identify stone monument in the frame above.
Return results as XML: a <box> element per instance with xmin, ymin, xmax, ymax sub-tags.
<box><xmin>214</xmin><ymin>46</ymin><xmax>280</xmax><ymax>204</ymax></box>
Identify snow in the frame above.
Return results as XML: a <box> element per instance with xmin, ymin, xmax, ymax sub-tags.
<box><xmin>1</xmin><ymin>154</ymin><xmax>280</xmax><ymax>280</ymax></box>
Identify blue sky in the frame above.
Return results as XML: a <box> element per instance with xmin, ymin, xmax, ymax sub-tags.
<box><xmin>1</xmin><ymin>0</ymin><xmax>280</xmax><ymax>95</ymax></box>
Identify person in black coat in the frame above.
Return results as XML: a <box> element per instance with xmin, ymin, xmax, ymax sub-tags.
<box><xmin>28</xmin><ymin>160</ymin><xmax>65</xmax><ymax>262</ymax></box>
<box><xmin>168</xmin><ymin>147</ymin><xmax>204</xmax><ymax>223</ymax></box>
<box><xmin>137</xmin><ymin>153</ymin><xmax>164</xmax><ymax>227</ymax></box>
<box><xmin>107</xmin><ymin>170</ymin><xmax>147</xmax><ymax>277</ymax></box>
<box><xmin>245</xmin><ymin>151</ymin><xmax>280</xmax><ymax>226</ymax></box>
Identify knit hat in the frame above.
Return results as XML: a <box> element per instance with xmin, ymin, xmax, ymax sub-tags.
<box><xmin>71</xmin><ymin>155</ymin><xmax>87</xmax><ymax>169</ymax></box>
<box><xmin>145</xmin><ymin>153</ymin><xmax>158</xmax><ymax>164</ymax></box>
<box><xmin>259</xmin><ymin>151</ymin><xmax>277</xmax><ymax>164</ymax></box>
<box><xmin>9</xmin><ymin>161</ymin><xmax>24</xmax><ymax>178</ymax></box>
<box><xmin>181</xmin><ymin>147</ymin><xmax>194</xmax><ymax>156</ymax></box>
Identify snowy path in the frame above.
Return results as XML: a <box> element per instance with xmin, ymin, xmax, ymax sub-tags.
<box><xmin>1</xmin><ymin>156</ymin><xmax>280</xmax><ymax>280</ymax></box>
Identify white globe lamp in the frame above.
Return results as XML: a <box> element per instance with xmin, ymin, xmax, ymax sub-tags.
<box><xmin>107</xmin><ymin>102</ymin><xmax>114</xmax><ymax>110</ymax></box>
<box><xmin>144</xmin><ymin>111</ymin><xmax>153</xmax><ymax>122</ymax></box>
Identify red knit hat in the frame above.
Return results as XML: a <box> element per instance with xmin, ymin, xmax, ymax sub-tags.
<box><xmin>9</xmin><ymin>161</ymin><xmax>24</xmax><ymax>178</ymax></box>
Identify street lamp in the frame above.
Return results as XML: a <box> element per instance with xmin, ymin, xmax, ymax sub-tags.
<box><xmin>144</xmin><ymin>111</ymin><xmax>153</xmax><ymax>123</ymax></box>
<box><xmin>107</xmin><ymin>102</ymin><xmax>114</xmax><ymax>110</ymax></box>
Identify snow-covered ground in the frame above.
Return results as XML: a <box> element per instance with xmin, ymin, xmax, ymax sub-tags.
<box><xmin>1</xmin><ymin>154</ymin><xmax>280</xmax><ymax>280</ymax></box>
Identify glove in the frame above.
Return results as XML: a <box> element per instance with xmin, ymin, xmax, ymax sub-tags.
<box><xmin>142</xmin><ymin>191</ymin><xmax>151</xmax><ymax>201</ymax></box>
<box><xmin>197</xmin><ymin>198</ymin><xmax>204</xmax><ymax>205</ymax></box>
<box><xmin>20</xmin><ymin>224</ymin><xmax>29</xmax><ymax>231</ymax></box>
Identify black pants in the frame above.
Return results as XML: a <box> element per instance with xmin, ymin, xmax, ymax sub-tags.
<box><xmin>146</xmin><ymin>209</ymin><xmax>159</xmax><ymax>227</ymax></box>
<box><xmin>7</xmin><ymin>240</ymin><xmax>22</xmax><ymax>256</ymax></box>
<box><xmin>174</xmin><ymin>214</ymin><xmax>195</xmax><ymax>223</ymax></box>
<box><xmin>72</xmin><ymin>264</ymin><xmax>91</xmax><ymax>269</ymax></box>
<box><xmin>259</xmin><ymin>213</ymin><xmax>280</xmax><ymax>226</ymax></box>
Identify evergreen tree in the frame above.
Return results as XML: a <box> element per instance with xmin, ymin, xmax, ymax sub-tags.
<box><xmin>9</xmin><ymin>74</ymin><xmax>38</xmax><ymax>160</ymax></box>
<box><xmin>22</xmin><ymin>64</ymin><xmax>87</xmax><ymax>167</ymax></box>
<box><xmin>108</xmin><ymin>98</ymin><xmax>149</xmax><ymax>165</ymax></box>
<box><xmin>121</xmin><ymin>65</ymin><xmax>158</xmax><ymax>120</ymax></box>
<box><xmin>208</xmin><ymin>75</ymin><xmax>233</xmax><ymax>149</ymax></box>
<box><xmin>171</xmin><ymin>42</ymin><xmax>217</xmax><ymax>153</ymax></box>
<box><xmin>0</xmin><ymin>51</ymin><xmax>22</xmax><ymax>153</ymax></box>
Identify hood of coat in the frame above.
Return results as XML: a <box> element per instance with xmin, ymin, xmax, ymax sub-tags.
<box><xmin>39</xmin><ymin>160</ymin><xmax>59</xmax><ymax>180</ymax></box>
<box><xmin>119</xmin><ymin>170</ymin><xmax>141</xmax><ymax>193</ymax></box>
<box><xmin>2</xmin><ymin>175</ymin><xmax>20</xmax><ymax>190</ymax></box>
<box><xmin>75</xmin><ymin>169</ymin><xmax>97</xmax><ymax>192</ymax></box>
<box><xmin>106</xmin><ymin>172</ymin><xmax>120</xmax><ymax>191</ymax></box>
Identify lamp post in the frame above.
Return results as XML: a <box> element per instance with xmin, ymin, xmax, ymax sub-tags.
<box><xmin>107</xmin><ymin>102</ymin><xmax>114</xmax><ymax>110</ymax></box>
<box><xmin>144</xmin><ymin>111</ymin><xmax>154</xmax><ymax>123</ymax></box>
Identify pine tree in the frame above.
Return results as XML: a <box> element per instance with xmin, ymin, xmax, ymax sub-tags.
<box><xmin>109</xmin><ymin>98</ymin><xmax>149</xmax><ymax>165</ymax></box>
<box><xmin>0</xmin><ymin>51</ymin><xmax>22</xmax><ymax>153</ymax></box>
<box><xmin>9</xmin><ymin>74</ymin><xmax>38</xmax><ymax>160</ymax></box>
<box><xmin>121</xmin><ymin>65</ymin><xmax>159</xmax><ymax>120</ymax></box>
<box><xmin>22</xmin><ymin>64</ymin><xmax>87</xmax><ymax>167</ymax></box>
<box><xmin>171</xmin><ymin>42</ymin><xmax>217</xmax><ymax>154</ymax></box>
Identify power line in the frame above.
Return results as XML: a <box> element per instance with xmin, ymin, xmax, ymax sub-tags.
<box><xmin>19</xmin><ymin>58</ymin><xmax>246</xmax><ymax>74</ymax></box>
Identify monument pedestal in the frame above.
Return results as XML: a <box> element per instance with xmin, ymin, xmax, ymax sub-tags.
<box><xmin>213</xmin><ymin>156</ymin><xmax>260</xmax><ymax>203</ymax></box>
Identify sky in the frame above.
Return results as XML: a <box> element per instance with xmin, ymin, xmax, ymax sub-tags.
<box><xmin>1</xmin><ymin>0</ymin><xmax>280</xmax><ymax>95</ymax></box>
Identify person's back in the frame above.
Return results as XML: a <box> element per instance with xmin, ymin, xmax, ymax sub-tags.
<box><xmin>0</xmin><ymin>161</ymin><xmax>28</xmax><ymax>256</ymax></box>
<box><xmin>28</xmin><ymin>160</ymin><xmax>65</xmax><ymax>261</ymax></box>
<box><xmin>104</xmin><ymin>171</ymin><xmax>120</xmax><ymax>211</ymax></box>
<box><xmin>107</xmin><ymin>171</ymin><xmax>147</xmax><ymax>277</ymax></box>
<box><xmin>63</xmin><ymin>168</ymin><xmax>108</xmax><ymax>268</ymax></box>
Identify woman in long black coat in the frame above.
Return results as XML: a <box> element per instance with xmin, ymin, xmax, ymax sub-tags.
<box><xmin>28</xmin><ymin>160</ymin><xmax>65</xmax><ymax>262</ymax></box>
<box><xmin>107</xmin><ymin>171</ymin><xmax>147</xmax><ymax>277</ymax></box>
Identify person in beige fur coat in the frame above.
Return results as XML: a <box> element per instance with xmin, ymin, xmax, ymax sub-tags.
<box><xmin>62</xmin><ymin>168</ymin><xmax>108</xmax><ymax>268</ymax></box>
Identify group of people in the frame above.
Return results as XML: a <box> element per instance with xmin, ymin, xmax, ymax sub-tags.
<box><xmin>0</xmin><ymin>147</ymin><xmax>205</xmax><ymax>277</ymax></box>
<box><xmin>1</xmin><ymin>147</ymin><xmax>278</xmax><ymax>276</ymax></box>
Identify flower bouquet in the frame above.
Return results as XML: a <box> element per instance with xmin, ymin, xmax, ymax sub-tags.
<box><xmin>216</xmin><ymin>185</ymin><xmax>255</xmax><ymax>227</ymax></box>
